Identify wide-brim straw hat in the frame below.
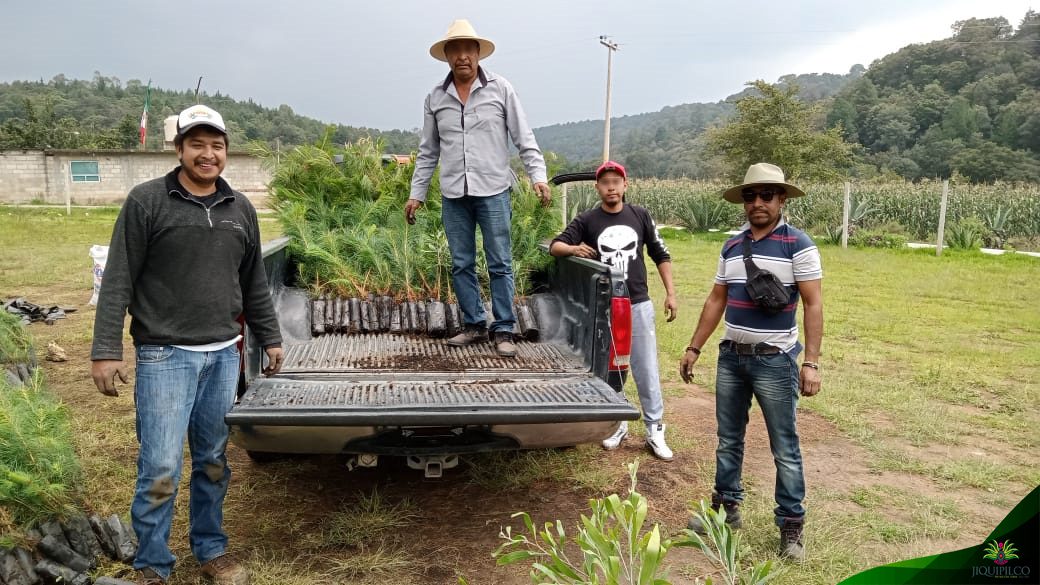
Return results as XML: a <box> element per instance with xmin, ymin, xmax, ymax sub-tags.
<box><xmin>429</xmin><ymin>19</ymin><xmax>495</xmax><ymax>62</ymax></box>
<box><xmin>721</xmin><ymin>162</ymin><xmax>806</xmax><ymax>203</ymax></box>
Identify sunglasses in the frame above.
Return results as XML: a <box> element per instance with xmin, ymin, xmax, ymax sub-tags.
<box><xmin>741</xmin><ymin>187</ymin><xmax>785</xmax><ymax>203</ymax></box>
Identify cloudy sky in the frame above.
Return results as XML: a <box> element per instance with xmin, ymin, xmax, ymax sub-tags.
<box><xmin>0</xmin><ymin>0</ymin><xmax>1032</xmax><ymax>130</ymax></box>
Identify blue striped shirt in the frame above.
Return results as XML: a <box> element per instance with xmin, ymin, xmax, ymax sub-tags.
<box><xmin>715</xmin><ymin>218</ymin><xmax>822</xmax><ymax>354</ymax></box>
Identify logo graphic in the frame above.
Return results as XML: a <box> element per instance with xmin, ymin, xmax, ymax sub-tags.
<box><xmin>983</xmin><ymin>539</ymin><xmax>1020</xmax><ymax>566</ymax></box>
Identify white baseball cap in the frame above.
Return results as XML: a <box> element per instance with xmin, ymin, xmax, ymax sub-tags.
<box><xmin>176</xmin><ymin>105</ymin><xmax>226</xmax><ymax>136</ymax></box>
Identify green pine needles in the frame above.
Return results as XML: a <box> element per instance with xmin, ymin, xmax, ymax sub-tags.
<box><xmin>0</xmin><ymin>313</ymin><xmax>82</xmax><ymax>531</ymax></box>
<box><xmin>258</xmin><ymin>133</ymin><xmax>560</xmax><ymax>300</ymax></box>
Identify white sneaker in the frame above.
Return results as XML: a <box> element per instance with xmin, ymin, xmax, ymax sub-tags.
<box><xmin>646</xmin><ymin>423</ymin><xmax>674</xmax><ymax>461</ymax></box>
<box><xmin>602</xmin><ymin>421</ymin><xmax>628</xmax><ymax>450</ymax></box>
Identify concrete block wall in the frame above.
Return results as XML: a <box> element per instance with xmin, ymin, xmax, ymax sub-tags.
<box><xmin>0</xmin><ymin>150</ymin><xmax>272</xmax><ymax>208</ymax></box>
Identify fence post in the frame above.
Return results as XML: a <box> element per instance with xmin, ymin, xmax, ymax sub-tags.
<box><xmin>936</xmin><ymin>179</ymin><xmax>949</xmax><ymax>257</ymax></box>
<box><xmin>561</xmin><ymin>183</ymin><xmax>568</xmax><ymax>229</ymax></box>
<box><xmin>841</xmin><ymin>182</ymin><xmax>851</xmax><ymax>249</ymax></box>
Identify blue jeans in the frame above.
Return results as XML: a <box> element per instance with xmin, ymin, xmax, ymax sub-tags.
<box><xmin>441</xmin><ymin>189</ymin><xmax>516</xmax><ymax>332</ymax></box>
<box><xmin>713</xmin><ymin>345</ymin><xmax>806</xmax><ymax>523</ymax></box>
<box><xmin>131</xmin><ymin>344</ymin><xmax>239</xmax><ymax>579</ymax></box>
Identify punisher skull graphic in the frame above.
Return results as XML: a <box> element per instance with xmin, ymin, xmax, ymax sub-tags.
<box><xmin>597</xmin><ymin>225</ymin><xmax>639</xmax><ymax>279</ymax></box>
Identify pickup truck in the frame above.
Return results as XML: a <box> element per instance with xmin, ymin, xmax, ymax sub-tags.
<box><xmin>226</xmin><ymin>179</ymin><xmax>639</xmax><ymax>476</ymax></box>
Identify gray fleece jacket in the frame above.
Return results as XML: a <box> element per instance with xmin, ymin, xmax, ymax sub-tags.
<box><xmin>90</xmin><ymin>168</ymin><xmax>282</xmax><ymax>360</ymax></box>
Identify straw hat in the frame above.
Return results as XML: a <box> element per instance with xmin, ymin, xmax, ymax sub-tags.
<box><xmin>721</xmin><ymin>163</ymin><xmax>806</xmax><ymax>203</ymax></box>
<box><xmin>429</xmin><ymin>19</ymin><xmax>495</xmax><ymax>62</ymax></box>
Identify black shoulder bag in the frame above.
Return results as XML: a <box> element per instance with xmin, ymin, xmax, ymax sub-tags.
<box><xmin>742</xmin><ymin>238</ymin><xmax>789</xmax><ymax>316</ymax></box>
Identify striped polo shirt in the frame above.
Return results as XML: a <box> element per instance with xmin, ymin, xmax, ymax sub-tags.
<box><xmin>715</xmin><ymin>218</ymin><xmax>822</xmax><ymax>355</ymax></box>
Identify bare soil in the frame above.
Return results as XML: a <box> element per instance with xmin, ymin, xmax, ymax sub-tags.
<box><xmin>19</xmin><ymin>307</ymin><xmax>1028</xmax><ymax>585</ymax></box>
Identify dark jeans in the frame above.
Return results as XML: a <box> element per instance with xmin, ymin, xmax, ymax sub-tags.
<box><xmin>713</xmin><ymin>344</ymin><xmax>806</xmax><ymax>523</ymax></box>
<box><xmin>441</xmin><ymin>189</ymin><xmax>516</xmax><ymax>332</ymax></box>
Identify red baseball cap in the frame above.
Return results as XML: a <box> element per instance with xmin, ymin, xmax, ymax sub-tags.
<box><xmin>595</xmin><ymin>160</ymin><xmax>627</xmax><ymax>180</ymax></box>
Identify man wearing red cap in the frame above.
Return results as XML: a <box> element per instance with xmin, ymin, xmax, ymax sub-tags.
<box><xmin>550</xmin><ymin>161</ymin><xmax>677</xmax><ymax>460</ymax></box>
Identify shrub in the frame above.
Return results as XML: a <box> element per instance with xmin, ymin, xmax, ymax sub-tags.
<box><xmin>850</xmin><ymin>230</ymin><xmax>909</xmax><ymax>249</ymax></box>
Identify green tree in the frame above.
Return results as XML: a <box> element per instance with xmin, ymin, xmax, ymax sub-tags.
<box><xmin>707</xmin><ymin>80</ymin><xmax>854</xmax><ymax>181</ymax></box>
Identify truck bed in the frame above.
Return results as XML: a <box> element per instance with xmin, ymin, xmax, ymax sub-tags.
<box><xmin>226</xmin><ymin>238</ymin><xmax>639</xmax><ymax>457</ymax></box>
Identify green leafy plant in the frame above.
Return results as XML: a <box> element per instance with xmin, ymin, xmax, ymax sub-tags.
<box><xmin>945</xmin><ymin>217</ymin><xmax>986</xmax><ymax>250</ymax></box>
<box><xmin>494</xmin><ymin>462</ymin><xmax>778</xmax><ymax>585</ymax></box>
<box><xmin>675</xmin><ymin>502</ymin><xmax>778</xmax><ymax>585</ymax></box>
<box><xmin>676</xmin><ymin>196</ymin><xmax>730</xmax><ymax>232</ymax></box>
<box><xmin>257</xmin><ymin>133</ymin><xmax>559</xmax><ymax>299</ymax></box>
<box><xmin>0</xmin><ymin>369</ymin><xmax>83</xmax><ymax>528</ymax></box>
<box><xmin>495</xmin><ymin>461</ymin><xmax>670</xmax><ymax>584</ymax></box>
<box><xmin>982</xmin><ymin>205</ymin><xmax>1011</xmax><ymax>249</ymax></box>
<box><xmin>850</xmin><ymin>229</ymin><xmax>909</xmax><ymax>249</ymax></box>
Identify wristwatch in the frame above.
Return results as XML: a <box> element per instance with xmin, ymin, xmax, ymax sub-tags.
<box><xmin>684</xmin><ymin>346</ymin><xmax>701</xmax><ymax>355</ymax></box>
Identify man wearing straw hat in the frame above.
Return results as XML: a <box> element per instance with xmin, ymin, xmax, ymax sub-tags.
<box><xmin>406</xmin><ymin>19</ymin><xmax>552</xmax><ymax>358</ymax></box>
<box><xmin>679</xmin><ymin>163</ymin><xmax>823</xmax><ymax>561</ymax></box>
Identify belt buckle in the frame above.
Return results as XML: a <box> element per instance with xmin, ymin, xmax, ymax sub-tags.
<box><xmin>735</xmin><ymin>343</ymin><xmax>754</xmax><ymax>356</ymax></box>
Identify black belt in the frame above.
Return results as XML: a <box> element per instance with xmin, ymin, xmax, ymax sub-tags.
<box><xmin>721</xmin><ymin>341</ymin><xmax>781</xmax><ymax>355</ymax></box>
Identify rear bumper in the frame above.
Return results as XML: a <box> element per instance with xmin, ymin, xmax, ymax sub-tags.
<box><xmin>226</xmin><ymin>375</ymin><xmax>639</xmax><ymax>455</ymax></box>
<box><xmin>230</xmin><ymin>420</ymin><xmax>626</xmax><ymax>455</ymax></box>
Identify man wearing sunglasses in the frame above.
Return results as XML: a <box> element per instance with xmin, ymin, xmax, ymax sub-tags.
<box><xmin>679</xmin><ymin>162</ymin><xmax>823</xmax><ymax>561</ymax></box>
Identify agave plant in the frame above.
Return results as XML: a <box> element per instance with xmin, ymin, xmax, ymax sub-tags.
<box><xmin>676</xmin><ymin>195</ymin><xmax>731</xmax><ymax>232</ymax></box>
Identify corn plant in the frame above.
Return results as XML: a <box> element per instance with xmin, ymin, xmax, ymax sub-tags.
<box><xmin>495</xmin><ymin>461</ymin><xmax>670</xmax><ymax>584</ymax></box>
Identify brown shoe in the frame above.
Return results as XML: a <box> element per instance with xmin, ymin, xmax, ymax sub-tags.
<box><xmin>446</xmin><ymin>325</ymin><xmax>488</xmax><ymax>346</ymax></box>
<box><xmin>135</xmin><ymin>568</ymin><xmax>166</xmax><ymax>585</ymax></box>
<box><xmin>200</xmin><ymin>554</ymin><xmax>250</xmax><ymax>585</ymax></box>
<box><xmin>494</xmin><ymin>331</ymin><xmax>517</xmax><ymax>357</ymax></box>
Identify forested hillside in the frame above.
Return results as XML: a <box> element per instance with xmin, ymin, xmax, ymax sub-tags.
<box><xmin>2</xmin><ymin>11</ymin><xmax>1037</xmax><ymax>183</ymax></box>
<box><xmin>534</xmin><ymin>69</ymin><xmax>863</xmax><ymax>177</ymax></box>
<box><xmin>827</xmin><ymin>13</ymin><xmax>1040</xmax><ymax>181</ymax></box>
<box><xmin>0</xmin><ymin>73</ymin><xmax>419</xmax><ymax>152</ymax></box>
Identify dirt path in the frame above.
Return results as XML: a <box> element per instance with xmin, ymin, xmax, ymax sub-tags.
<box><xmin>28</xmin><ymin>318</ymin><xmax>1020</xmax><ymax>584</ymax></box>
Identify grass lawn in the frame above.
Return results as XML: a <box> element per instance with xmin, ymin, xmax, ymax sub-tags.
<box><xmin>0</xmin><ymin>206</ymin><xmax>1037</xmax><ymax>584</ymax></box>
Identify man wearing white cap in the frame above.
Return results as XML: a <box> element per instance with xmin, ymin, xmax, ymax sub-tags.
<box><xmin>91</xmin><ymin>104</ymin><xmax>283</xmax><ymax>585</ymax></box>
<box><xmin>406</xmin><ymin>19</ymin><xmax>552</xmax><ymax>357</ymax></box>
<box><xmin>679</xmin><ymin>163</ymin><xmax>823</xmax><ymax>561</ymax></box>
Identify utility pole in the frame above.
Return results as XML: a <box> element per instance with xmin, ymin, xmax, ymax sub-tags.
<box><xmin>599</xmin><ymin>35</ymin><xmax>619</xmax><ymax>162</ymax></box>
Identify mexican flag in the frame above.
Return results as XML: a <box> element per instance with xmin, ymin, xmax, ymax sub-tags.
<box><xmin>139</xmin><ymin>81</ymin><xmax>151</xmax><ymax>147</ymax></box>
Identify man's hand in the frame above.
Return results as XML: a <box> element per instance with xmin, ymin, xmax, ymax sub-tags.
<box><xmin>679</xmin><ymin>350</ymin><xmax>699</xmax><ymax>384</ymax></box>
<box><xmin>92</xmin><ymin>360</ymin><xmax>129</xmax><ymax>397</ymax></box>
<box><xmin>664</xmin><ymin>293</ymin><xmax>678</xmax><ymax>322</ymax></box>
<box><xmin>404</xmin><ymin>199</ymin><xmax>423</xmax><ymax>225</ymax></box>
<box><xmin>263</xmin><ymin>346</ymin><xmax>284</xmax><ymax>376</ymax></box>
<box><xmin>800</xmin><ymin>365</ymin><xmax>821</xmax><ymax>397</ymax></box>
<box><xmin>570</xmin><ymin>243</ymin><xmax>598</xmax><ymax>259</ymax></box>
<box><xmin>534</xmin><ymin>182</ymin><xmax>552</xmax><ymax>207</ymax></box>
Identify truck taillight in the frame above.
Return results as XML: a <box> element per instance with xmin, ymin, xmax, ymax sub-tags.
<box><xmin>608</xmin><ymin>296</ymin><xmax>632</xmax><ymax>371</ymax></box>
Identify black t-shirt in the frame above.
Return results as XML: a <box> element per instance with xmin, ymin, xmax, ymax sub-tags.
<box><xmin>551</xmin><ymin>204</ymin><xmax>671</xmax><ymax>303</ymax></box>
